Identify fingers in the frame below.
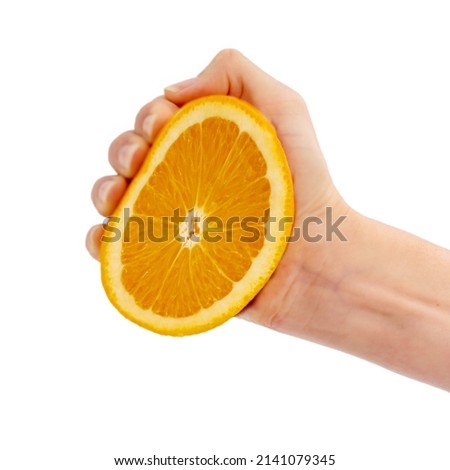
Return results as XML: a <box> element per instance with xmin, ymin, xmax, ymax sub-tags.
<box><xmin>91</xmin><ymin>175</ymin><xmax>128</xmax><ymax>216</ymax></box>
<box><xmin>134</xmin><ymin>96</ymin><xmax>179</xmax><ymax>142</ymax></box>
<box><xmin>105</xmin><ymin>97</ymin><xmax>180</xmax><ymax>210</ymax></box>
<box><xmin>86</xmin><ymin>224</ymin><xmax>103</xmax><ymax>260</ymax></box>
<box><xmin>89</xmin><ymin>175</ymin><xmax>128</xmax><ymax>260</ymax></box>
<box><xmin>89</xmin><ymin>97</ymin><xmax>180</xmax><ymax>262</ymax></box>
<box><xmin>88</xmin><ymin>174</ymin><xmax>127</xmax><ymax>261</ymax></box>
<box><xmin>108</xmin><ymin>97</ymin><xmax>179</xmax><ymax>179</ymax></box>
<box><xmin>108</xmin><ymin>131</ymin><xmax>148</xmax><ymax>179</ymax></box>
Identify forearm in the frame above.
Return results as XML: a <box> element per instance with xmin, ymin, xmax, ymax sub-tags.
<box><xmin>295</xmin><ymin>213</ymin><xmax>450</xmax><ymax>390</ymax></box>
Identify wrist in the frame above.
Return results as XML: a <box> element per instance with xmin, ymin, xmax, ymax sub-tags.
<box><xmin>298</xmin><ymin>210</ymin><xmax>450</xmax><ymax>389</ymax></box>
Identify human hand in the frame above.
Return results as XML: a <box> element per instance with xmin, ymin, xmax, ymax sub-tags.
<box><xmin>86</xmin><ymin>49</ymin><xmax>353</xmax><ymax>335</ymax></box>
<box><xmin>86</xmin><ymin>50</ymin><xmax>450</xmax><ymax>390</ymax></box>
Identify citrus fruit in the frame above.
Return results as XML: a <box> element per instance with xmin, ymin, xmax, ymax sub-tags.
<box><xmin>101</xmin><ymin>95</ymin><xmax>294</xmax><ymax>335</ymax></box>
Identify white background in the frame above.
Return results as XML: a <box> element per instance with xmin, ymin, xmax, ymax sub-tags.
<box><xmin>1</xmin><ymin>1</ymin><xmax>449</xmax><ymax>469</ymax></box>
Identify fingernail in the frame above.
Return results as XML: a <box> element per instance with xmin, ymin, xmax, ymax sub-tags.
<box><xmin>142</xmin><ymin>114</ymin><xmax>156</xmax><ymax>140</ymax></box>
<box><xmin>118</xmin><ymin>142</ymin><xmax>141</xmax><ymax>173</ymax></box>
<box><xmin>99</xmin><ymin>179</ymin><xmax>115</xmax><ymax>205</ymax></box>
<box><xmin>164</xmin><ymin>77</ymin><xmax>198</xmax><ymax>93</ymax></box>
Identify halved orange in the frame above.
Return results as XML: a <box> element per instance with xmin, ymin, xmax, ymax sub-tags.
<box><xmin>101</xmin><ymin>96</ymin><xmax>294</xmax><ymax>335</ymax></box>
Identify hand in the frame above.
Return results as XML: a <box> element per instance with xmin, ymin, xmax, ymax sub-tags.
<box><xmin>87</xmin><ymin>50</ymin><xmax>450</xmax><ymax>390</ymax></box>
<box><xmin>86</xmin><ymin>49</ymin><xmax>352</xmax><ymax>332</ymax></box>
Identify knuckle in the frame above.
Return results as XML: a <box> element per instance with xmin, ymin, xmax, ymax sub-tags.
<box><xmin>215</xmin><ymin>48</ymin><xmax>243</xmax><ymax>65</ymax></box>
<box><xmin>135</xmin><ymin>103</ymin><xmax>153</xmax><ymax>128</ymax></box>
<box><xmin>291</xmin><ymin>90</ymin><xmax>307</xmax><ymax>109</ymax></box>
<box><xmin>107</xmin><ymin>131</ymin><xmax>127</xmax><ymax>166</ymax></box>
<box><xmin>281</xmin><ymin>90</ymin><xmax>309</xmax><ymax>118</ymax></box>
<box><xmin>91</xmin><ymin>179</ymin><xmax>101</xmax><ymax>204</ymax></box>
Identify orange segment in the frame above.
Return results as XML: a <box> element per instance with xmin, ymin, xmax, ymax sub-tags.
<box><xmin>101</xmin><ymin>96</ymin><xmax>294</xmax><ymax>335</ymax></box>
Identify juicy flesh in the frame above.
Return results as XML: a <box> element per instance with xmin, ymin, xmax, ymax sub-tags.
<box><xmin>121</xmin><ymin>117</ymin><xmax>270</xmax><ymax>317</ymax></box>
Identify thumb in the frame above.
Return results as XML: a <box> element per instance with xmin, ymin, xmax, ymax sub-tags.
<box><xmin>164</xmin><ymin>49</ymin><xmax>297</xmax><ymax>116</ymax></box>
<box><xmin>164</xmin><ymin>49</ymin><xmax>329</xmax><ymax>198</ymax></box>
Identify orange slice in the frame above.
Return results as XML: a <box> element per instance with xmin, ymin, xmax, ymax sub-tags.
<box><xmin>101</xmin><ymin>96</ymin><xmax>294</xmax><ymax>335</ymax></box>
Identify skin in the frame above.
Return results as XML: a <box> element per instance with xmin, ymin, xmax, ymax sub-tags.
<box><xmin>86</xmin><ymin>49</ymin><xmax>450</xmax><ymax>391</ymax></box>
